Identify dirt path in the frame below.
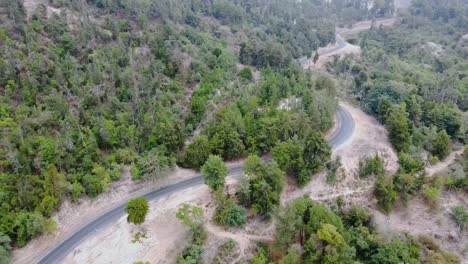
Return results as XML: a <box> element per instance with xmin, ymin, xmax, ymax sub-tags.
<box><xmin>336</xmin><ymin>18</ymin><xmax>397</xmax><ymax>38</ymax></box>
<box><xmin>426</xmin><ymin>148</ymin><xmax>464</xmax><ymax>176</ymax></box>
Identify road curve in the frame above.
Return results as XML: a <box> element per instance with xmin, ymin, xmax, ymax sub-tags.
<box><xmin>318</xmin><ymin>34</ymin><xmax>348</xmax><ymax>56</ymax></box>
<box><xmin>37</xmin><ymin>105</ymin><xmax>355</xmax><ymax>264</ymax></box>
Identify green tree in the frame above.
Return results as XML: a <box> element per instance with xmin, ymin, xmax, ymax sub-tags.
<box><xmin>183</xmin><ymin>135</ymin><xmax>210</xmax><ymax>169</ymax></box>
<box><xmin>431</xmin><ymin>130</ymin><xmax>451</xmax><ymax>159</ymax></box>
<box><xmin>272</xmin><ymin>140</ymin><xmax>304</xmax><ymax>178</ymax></box>
<box><xmin>135</xmin><ymin>149</ymin><xmax>175</xmax><ymax>181</ymax></box>
<box><xmin>239</xmin><ymin>67</ymin><xmax>253</xmax><ymax>81</ymax></box>
<box><xmin>38</xmin><ymin>196</ymin><xmax>59</xmax><ymax>217</ymax></box>
<box><xmin>279</xmin><ymin>248</ymin><xmax>301</xmax><ymax>264</ymax></box>
<box><xmin>370</xmin><ymin>240</ymin><xmax>420</xmax><ymax>264</ymax></box>
<box><xmin>374</xmin><ymin>175</ymin><xmax>398</xmax><ymax>214</ymax></box>
<box><xmin>0</xmin><ymin>233</ymin><xmax>11</xmax><ymax>264</ymax></box>
<box><xmin>213</xmin><ymin>191</ymin><xmax>246</xmax><ymax>227</ymax></box>
<box><xmin>385</xmin><ymin>104</ymin><xmax>411</xmax><ymax>153</ymax></box>
<box><xmin>13</xmin><ymin>212</ymin><xmax>44</xmax><ymax>247</ymax></box>
<box><xmin>209</xmin><ymin>123</ymin><xmax>245</xmax><ymax>160</ymax></box>
<box><xmin>301</xmin><ymin>131</ymin><xmax>331</xmax><ymax>184</ymax></box>
<box><xmin>70</xmin><ymin>182</ymin><xmax>84</xmax><ymax>202</ymax></box>
<box><xmin>126</xmin><ymin>198</ymin><xmax>149</xmax><ymax>225</ymax></box>
<box><xmin>359</xmin><ymin>154</ymin><xmax>385</xmax><ymax>178</ymax></box>
<box><xmin>176</xmin><ymin>204</ymin><xmax>206</xmax><ymax>264</ymax></box>
<box><xmin>201</xmin><ymin>155</ymin><xmax>228</xmax><ymax>191</ymax></box>
<box><xmin>42</xmin><ymin>164</ymin><xmax>67</xmax><ymax>199</ymax></box>
<box><xmin>176</xmin><ymin>204</ymin><xmax>205</xmax><ymax>231</ymax></box>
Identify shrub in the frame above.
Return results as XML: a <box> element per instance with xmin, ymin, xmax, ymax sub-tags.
<box><xmin>431</xmin><ymin>130</ymin><xmax>451</xmax><ymax>160</ymax></box>
<box><xmin>326</xmin><ymin>156</ymin><xmax>342</xmax><ymax>185</ymax></box>
<box><xmin>125</xmin><ymin>197</ymin><xmax>149</xmax><ymax>225</ymax></box>
<box><xmin>176</xmin><ymin>204</ymin><xmax>207</xmax><ymax>264</ymax></box>
<box><xmin>423</xmin><ymin>187</ymin><xmax>440</xmax><ymax>208</ymax></box>
<box><xmin>418</xmin><ymin>235</ymin><xmax>459</xmax><ymax>264</ymax></box>
<box><xmin>239</xmin><ymin>67</ymin><xmax>253</xmax><ymax>81</ymax></box>
<box><xmin>359</xmin><ymin>154</ymin><xmax>385</xmax><ymax>178</ymax></box>
<box><xmin>374</xmin><ymin>175</ymin><xmax>398</xmax><ymax>214</ymax></box>
<box><xmin>214</xmin><ymin>192</ymin><xmax>246</xmax><ymax>227</ymax></box>
<box><xmin>451</xmin><ymin>206</ymin><xmax>468</xmax><ymax>231</ymax></box>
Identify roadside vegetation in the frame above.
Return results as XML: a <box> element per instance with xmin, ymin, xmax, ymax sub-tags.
<box><xmin>0</xmin><ymin>0</ymin><xmax>465</xmax><ymax>262</ymax></box>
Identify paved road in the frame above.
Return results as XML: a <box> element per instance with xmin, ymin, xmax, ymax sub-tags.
<box><xmin>318</xmin><ymin>34</ymin><xmax>348</xmax><ymax>56</ymax></box>
<box><xmin>298</xmin><ymin>34</ymin><xmax>349</xmax><ymax>66</ymax></box>
<box><xmin>37</xmin><ymin>105</ymin><xmax>355</xmax><ymax>264</ymax></box>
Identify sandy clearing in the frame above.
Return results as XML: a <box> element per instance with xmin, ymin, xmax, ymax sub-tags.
<box><xmin>336</xmin><ymin>18</ymin><xmax>397</xmax><ymax>38</ymax></box>
<box><xmin>373</xmin><ymin>192</ymin><xmax>468</xmax><ymax>259</ymax></box>
<box><xmin>63</xmin><ymin>183</ymin><xmax>211</xmax><ymax>264</ymax></box>
<box><xmin>304</xmin><ymin>41</ymin><xmax>361</xmax><ymax>70</ymax></box>
<box><xmin>333</xmin><ymin>102</ymin><xmax>399</xmax><ymax>174</ymax></box>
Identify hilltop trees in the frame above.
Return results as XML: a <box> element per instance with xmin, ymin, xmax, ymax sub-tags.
<box><xmin>126</xmin><ymin>198</ymin><xmax>149</xmax><ymax>225</ymax></box>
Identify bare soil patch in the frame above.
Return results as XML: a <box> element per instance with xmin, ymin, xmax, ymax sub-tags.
<box><xmin>304</xmin><ymin>41</ymin><xmax>361</xmax><ymax>70</ymax></box>
<box><xmin>336</xmin><ymin>18</ymin><xmax>397</xmax><ymax>38</ymax></box>
<box><xmin>373</xmin><ymin>192</ymin><xmax>468</xmax><ymax>259</ymax></box>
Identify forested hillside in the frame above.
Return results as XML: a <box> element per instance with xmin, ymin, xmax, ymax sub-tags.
<box><xmin>0</xmin><ymin>0</ymin><xmax>343</xmax><ymax>257</ymax></box>
<box><xmin>327</xmin><ymin>0</ymin><xmax>467</xmax><ymax>217</ymax></box>
<box><xmin>1</xmin><ymin>0</ymin><xmax>467</xmax><ymax>263</ymax></box>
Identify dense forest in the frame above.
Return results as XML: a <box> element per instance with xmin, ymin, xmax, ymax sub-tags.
<box><xmin>0</xmin><ymin>0</ymin><xmax>466</xmax><ymax>263</ymax></box>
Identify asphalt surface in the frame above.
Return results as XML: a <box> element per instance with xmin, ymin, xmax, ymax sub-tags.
<box><xmin>37</xmin><ymin>105</ymin><xmax>355</xmax><ymax>264</ymax></box>
<box><xmin>318</xmin><ymin>34</ymin><xmax>348</xmax><ymax>56</ymax></box>
<box><xmin>298</xmin><ymin>34</ymin><xmax>349</xmax><ymax>66</ymax></box>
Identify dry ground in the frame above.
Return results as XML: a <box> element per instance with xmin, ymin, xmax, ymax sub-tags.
<box><xmin>304</xmin><ymin>40</ymin><xmax>361</xmax><ymax>70</ymax></box>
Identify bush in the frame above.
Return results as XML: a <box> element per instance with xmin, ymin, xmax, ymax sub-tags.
<box><xmin>125</xmin><ymin>198</ymin><xmax>149</xmax><ymax>225</ymax></box>
<box><xmin>176</xmin><ymin>204</ymin><xmax>207</xmax><ymax>264</ymax></box>
<box><xmin>359</xmin><ymin>154</ymin><xmax>385</xmax><ymax>178</ymax></box>
<box><xmin>374</xmin><ymin>175</ymin><xmax>398</xmax><ymax>214</ymax></box>
<box><xmin>423</xmin><ymin>187</ymin><xmax>440</xmax><ymax>208</ymax></box>
<box><xmin>239</xmin><ymin>67</ymin><xmax>253</xmax><ymax>81</ymax></box>
<box><xmin>370</xmin><ymin>240</ymin><xmax>420</xmax><ymax>264</ymax></box>
<box><xmin>214</xmin><ymin>192</ymin><xmax>246</xmax><ymax>227</ymax></box>
<box><xmin>418</xmin><ymin>235</ymin><xmax>459</xmax><ymax>264</ymax></box>
<box><xmin>431</xmin><ymin>130</ymin><xmax>451</xmax><ymax>159</ymax></box>
<box><xmin>450</xmin><ymin>206</ymin><xmax>468</xmax><ymax>231</ymax></box>
<box><xmin>326</xmin><ymin>156</ymin><xmax>342</xmax><ymax>185</ymax></box>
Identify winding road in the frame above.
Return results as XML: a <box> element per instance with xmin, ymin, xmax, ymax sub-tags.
<box><xmin>37</xmin><ymin>105</ymin><xmax>355</xmax><ymax>264</ymax></box>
